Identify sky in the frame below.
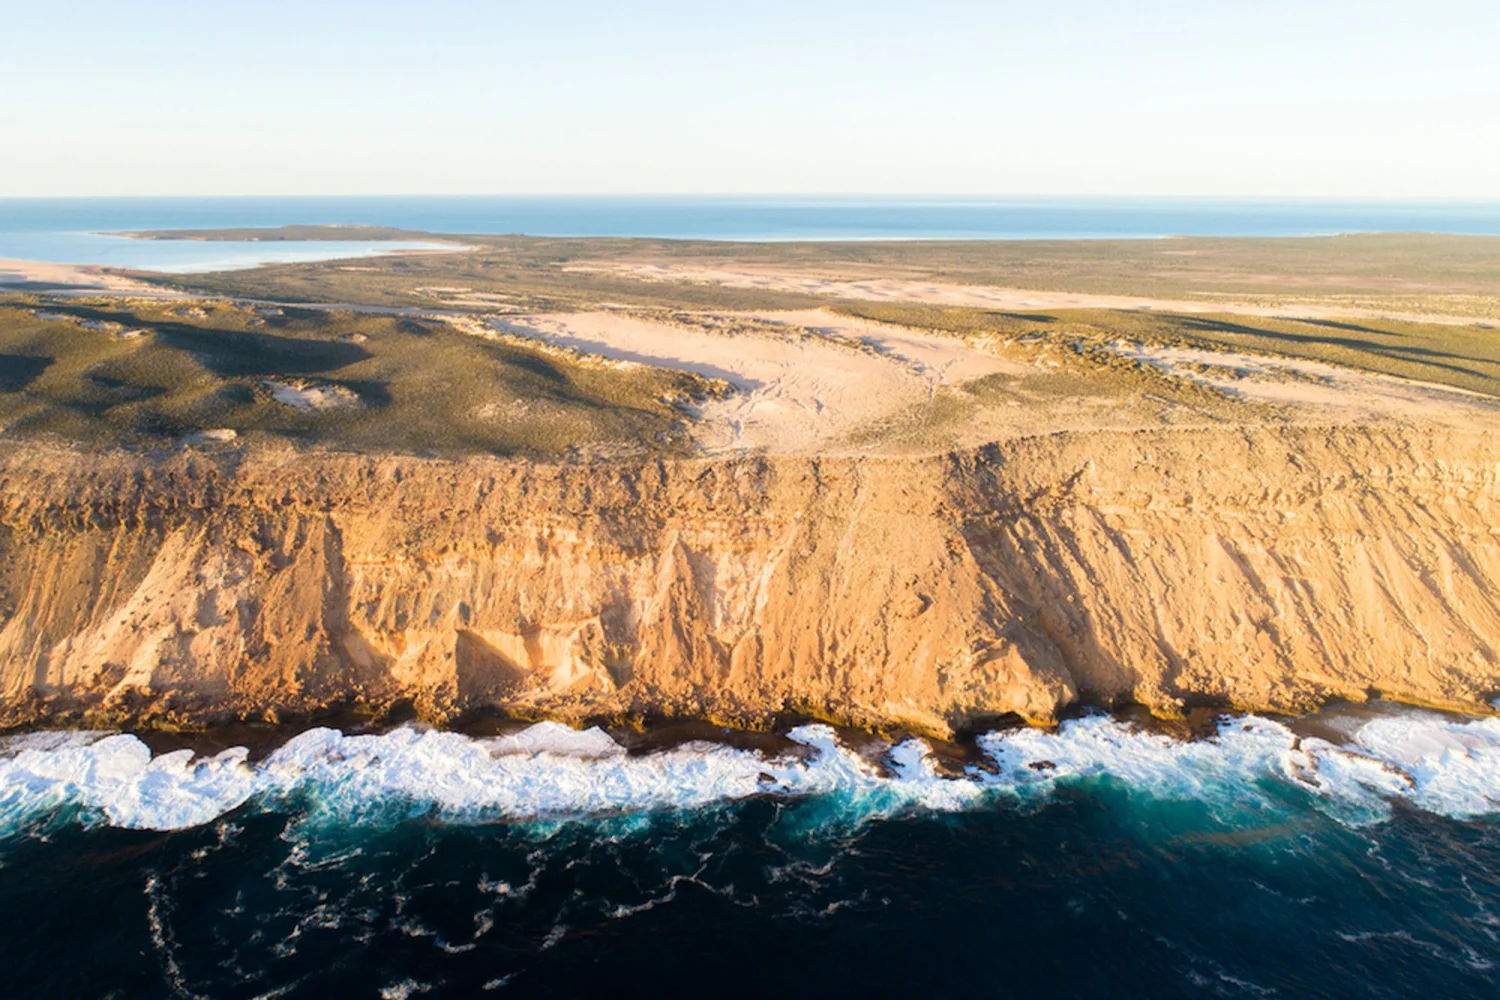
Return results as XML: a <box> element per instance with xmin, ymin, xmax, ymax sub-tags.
<box><xmin>2</xmin><ymin>0</ymin><xmax>1497</xmax><ymax>198</ymax></box>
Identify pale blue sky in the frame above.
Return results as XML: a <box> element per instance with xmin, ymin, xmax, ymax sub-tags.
<box><xmin>2</xmin><ymin>0</ymin><xmax>1496</xmax><ymax>196</ymax></box>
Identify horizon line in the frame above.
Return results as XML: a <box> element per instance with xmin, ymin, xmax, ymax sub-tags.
<box><xmin>6</xmin><ymin>193</ymin><xmax>1500</xmax><ymax>203</ymax></box>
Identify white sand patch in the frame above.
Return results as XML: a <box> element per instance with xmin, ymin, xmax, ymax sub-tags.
<box><xmin>0</xmin><ymin>259</ymin><xmax>183</xmax><ymax>297</ymax></box>
<box><xmin>417</xmin><ymin>286</ymin><xmax>521</xmax><ymax>311</ymax></box>
<box><xmin>491</xmin><ymin>309</ymin><xmax>1018</xmax><ymax>453</ymax></box>
<box><xmin>1114</xmin><ymin>342</ymin><xmax>1496</xmax><ymax>422</ymax></box>
<box><xmin>30</xmin><ymin>311</ymin><xmax>143</xmax><ymax>340</ymax></box>
<box><xmin>264</xmin><ymin>381</ymin><xmax>360</xmax><ymax>412</ymax></box>
<box><xmin>757</xmin><ymin>309</ymin><xmax>1030</xmax><ymax>384</ymax></box>
<box><xmin>181</xmin><ymin>429</ymin><xmax>239</xmax><ymax>446</ymax></box>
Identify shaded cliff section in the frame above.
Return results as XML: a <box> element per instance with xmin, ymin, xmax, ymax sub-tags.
<box><xmin>1</xmin><ymin>425</ymin><xmax>1497</xmax><ymax>736</ymax></box>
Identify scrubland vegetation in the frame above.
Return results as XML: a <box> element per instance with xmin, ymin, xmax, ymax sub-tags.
<box><xmin>0</xmin><ymin>297</ymin><xmax>716</xmax><ymax>456</ymax></box>
<box><xmin>834</xmin><ymin>303</ymin><xmax>1500</xmax><ymax>399</ymax></box>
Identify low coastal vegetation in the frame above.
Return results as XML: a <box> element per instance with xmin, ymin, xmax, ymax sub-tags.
<box><xmin>125</xmin><ymin>228</ymin><xmax>1500</xmax><ymax>406</ymax></box>
<box><xmin>833</xmin><ymin>303</ymin><xmax>1500</xmax><ymax>399</ymax></box>
<box><xmin>0</xmin><ymin>297</ymin><xmax>717</xmax><ymax>457</ymax></box>
<box><xmin>7</xmin><ymin>230</ymin><xmax>1498</xmax><ymax>461</ymax></box>
<box><xmin>139</xmin><ymin>229</ymin><xmax>1500</xmax><ymax>322</ymax></box>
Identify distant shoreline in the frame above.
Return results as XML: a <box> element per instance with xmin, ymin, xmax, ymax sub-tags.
<box><xmin>7</xmin><ymin>194</ymin><xmax>1500</xmax><ymax>245</ymax></box>
<box><xmin>109</xmin><ymin>224</ymin><xmax>463</xmax><ymax>244</ymax></box>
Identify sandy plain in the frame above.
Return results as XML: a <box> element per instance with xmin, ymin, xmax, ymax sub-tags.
<box><xmin>562</xmin><ymin>261</ymin><xmax>1500</xmax><ymax>327</ymax></box>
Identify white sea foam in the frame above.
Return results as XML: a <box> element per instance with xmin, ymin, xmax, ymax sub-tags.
<box><xmin>0</xmin><ymin>735</ymin><xmax>258</xmax><ymax>830</ymax></box>
<box><xmin>976</xmin><ymin>714</ymin><xmax>1297</xmax><ymax>806</ymax></box>
<box><xmin>1342</xmin><ymin>713</ymin><xmax>1500</xmax><ymax>818</ymax></box>
<box><xmin>482</xmin><ymin>721</ymin><xmax>623</xmax><ymax>758</ymax></box>
<box><xmin>0</xmin><ymin>711</ymin><xmax>1497</xmax><ymax>836</ymax></box>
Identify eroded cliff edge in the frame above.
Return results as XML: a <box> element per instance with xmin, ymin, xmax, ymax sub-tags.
<box><xmin>2</xmin><ymin>425</ymin><xmax>1497</xmax><ymax>735</ymax></box>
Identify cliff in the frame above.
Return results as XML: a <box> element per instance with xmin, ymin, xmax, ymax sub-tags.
<box><xmin>2</xmin><ymin>424</ymin><xmax>1498</xmax><ymax>735</ymax></box>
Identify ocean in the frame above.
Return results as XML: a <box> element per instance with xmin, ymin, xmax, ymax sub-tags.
<box><xmin>2</xmin><ymin>705</ymin><xmax>1498</xmax><ymax>999</ymax></box>
<box><xmin>3</xmin><ymin>196</ymin><xmax>1500</xmax><ymax>272</ymax></box>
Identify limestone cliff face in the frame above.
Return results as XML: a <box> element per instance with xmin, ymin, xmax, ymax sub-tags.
<box><xmin>1</xmin><ymin>425</ymin><xmax>1497</xmax><ymax>735</ymax></box>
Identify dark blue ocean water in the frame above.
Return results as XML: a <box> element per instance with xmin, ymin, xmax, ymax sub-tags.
<box><xmin>3</xmin><ymin>196</ymin><xmax>1500</xmax><ymax>271</ymax></box>
<box><xmin>1</xmin><ymin>709</ymin><xmax>1497</xmax><ymax>999</ymax></box>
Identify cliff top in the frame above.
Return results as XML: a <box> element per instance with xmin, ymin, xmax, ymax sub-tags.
<box><xmin>2</xmin><ymin>232</ymin><xmax>1499</xmax><ymax>459</ymax></box>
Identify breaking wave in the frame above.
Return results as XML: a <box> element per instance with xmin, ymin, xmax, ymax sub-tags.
<box><xmin>1</xmin><ymin>709</ymin><xmax>1498</xmax><ymax>837</ymax></box>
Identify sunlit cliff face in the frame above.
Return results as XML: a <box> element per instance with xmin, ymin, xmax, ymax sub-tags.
<box><xmin>2</xmin><ymin>423</ymin><xmax>1496</xmax><ymax>735</ymax></box>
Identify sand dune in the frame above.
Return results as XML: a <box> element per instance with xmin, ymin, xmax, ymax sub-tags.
<box><xmin>491</xmin><ymin>310</ymin><xmax>1024</xmax><ymax>453</ymax></box>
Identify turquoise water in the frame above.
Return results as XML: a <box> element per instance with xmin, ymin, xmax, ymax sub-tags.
<box><xmin>0</xmin><ymin>233</ymin><xmax>456</xmax><ymax>273</ymax></box>
<box><xmin>1</xmin><ymin>707</ymin><xmax>1497</xmax><ymax>998</ymax></box>
<box><xmin>3</xmin><ymin>196</ymin><xmax>1500</xmax><ymax>272</ymax></box>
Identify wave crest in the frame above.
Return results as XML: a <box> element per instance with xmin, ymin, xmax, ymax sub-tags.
<box><xmin>0</xmin><ymin>709</ymin><xmax>1497</xmax><ymax>835</ymax></box>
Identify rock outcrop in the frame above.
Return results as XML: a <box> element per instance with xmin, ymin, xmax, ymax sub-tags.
<box><xmin>1</xmin><ymin>425</ymin><xmax>1497</xmax><ymax>735</ymax></box>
